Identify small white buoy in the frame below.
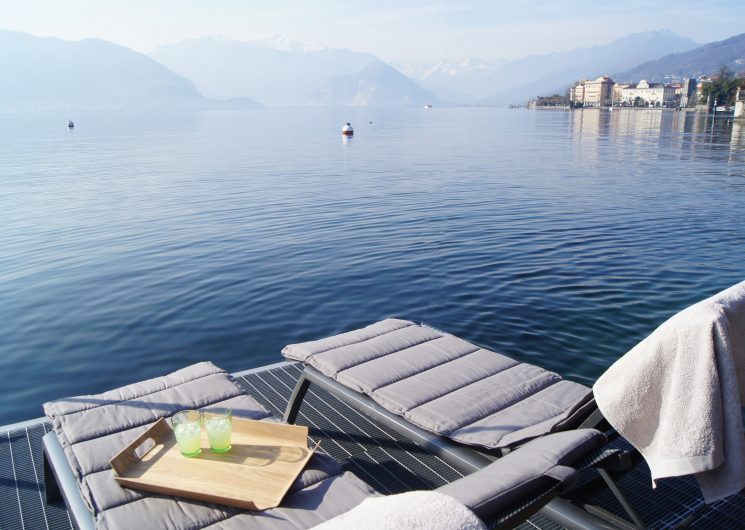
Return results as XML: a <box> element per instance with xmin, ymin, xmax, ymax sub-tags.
<box><xmin>67</xmin><ymin>120</ymin><xmax>74</xmax><ymax>128</ymax></box>
<box><xmin>341</xmin><ymin>122</ymin><xmax>354</xmax><ymax>135</ymax></box>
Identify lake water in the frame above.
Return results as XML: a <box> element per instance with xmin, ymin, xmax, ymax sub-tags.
<box><xmin>2</xmin><ymin>107</ymin><xmax>744</xmax><ymax>425</ymax></box>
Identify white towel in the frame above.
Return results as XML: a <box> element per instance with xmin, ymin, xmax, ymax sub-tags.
<box><xmin>594</xmin><ymin>280</ymin><xmax>745</xmax><ymax>503</ymax></box>
<box><xmin>311</xmin><ymin>491</ymin><xmax>486</xmax><ymax>530</ymax></box>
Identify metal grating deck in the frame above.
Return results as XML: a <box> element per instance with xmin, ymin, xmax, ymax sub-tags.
<box><xmin>570</xmin><ymin>437</ymin><xmax>745</xmax><ymax>530</ymax></box>
<box><xmin>1</xmin><ymin>362</ymin><xmax>745</xmax><ymax>529</ymax></box>
<box><xmin>1</xmin><ymin>421</ymin><xmax>74</xmax><ymax>530</ymax></box>
<box><xmin>237</xmin><ymin>363</ymin><xmax>745</xmax><ymax>530</ymax></box>
<box><xmin>237</xmin><ymin>363</ymin><xmax>467</xmax><ymax>493</ymax></box>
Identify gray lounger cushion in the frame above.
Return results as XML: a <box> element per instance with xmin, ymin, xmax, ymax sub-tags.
<box><xmin>283</xmin><ymin>319</ymin><xmax>593</xmax><ymax>450</ymax></box>
<box><xmin>438</xmin><ymin>429</ymin><xmax>606</xmax><ymax>520</ymax></box>
<box><xmin>95</xmin><ymin>472</ymin><xmax>377</xmax><ymax>530</ymax></box>
<box><xmin>44</xmin><ymin>361</ymin><xmax>361</xmax><ymax>530</ymax></box>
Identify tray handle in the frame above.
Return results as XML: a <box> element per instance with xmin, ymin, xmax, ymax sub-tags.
<box><xmin>109</xmin><ymin>418</ymin><xmax>173</xmax><ymax>476</ymax></box>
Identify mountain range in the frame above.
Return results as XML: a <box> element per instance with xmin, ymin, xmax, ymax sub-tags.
<box><xmin>0</xmin><ymin>30</ymin><xmax>262</xmax><ymax>112</ymax></box>
<box><xmin>396</xmin><ymin>30</ymin><xmax>699</xmax><ymax>103</ymax></box>
<box><xmin>613</xmin><ymin>32</ymin><xmax>745</xmax><ymax>82</ymax></box>
<box><xmin>313</xmin><ymin>61</ymin><xmax>439</xmax><ymax>107</ymax></box>
<box><xmin>397</xmin><ymin>57</ymin><xmax>502</xmax><ymax>103</ymax></box>
<box><xmin>2</xmin><ymin>28</ymin><xmax>744</xmax><ymax>111</ymax></box>
<box><xmin>478</xmin><ymin>30</ymin><xmax>700</xmax><ymax>104</ymax></box>
<box><xmin>150</xmin><ymin>36</ymin><xmax>379</xmax><ymax>107</ymax></box>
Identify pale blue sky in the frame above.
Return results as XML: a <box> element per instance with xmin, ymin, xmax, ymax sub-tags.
<box><xmin>2</xmin><ymin>0</ymin><xmax>743</xmax><ymax>62</ymax></box>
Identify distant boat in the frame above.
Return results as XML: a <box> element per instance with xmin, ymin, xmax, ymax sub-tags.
<box><xmin>341</xmin><ymin>122</ymin><xmax>354</xmax><ymax>136</ymax></box>
<box><xmin>424</xmin><ymin>104</ymin><xmax>433</xmax><ymax>109</ymax></box>
<box><xmin>67</xmin><ymin>120</ymin><xmax>74</xmax><ymax>128</ymax></box>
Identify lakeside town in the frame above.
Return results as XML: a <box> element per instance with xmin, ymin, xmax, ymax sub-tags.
<box><xmin>530</xmin><ymin>66</ymin><xmax>745</xmax><ymax>117</ymax></box>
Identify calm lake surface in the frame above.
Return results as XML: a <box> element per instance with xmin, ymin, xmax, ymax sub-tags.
<box><xmin>1</xmin><ymin>107</ymin><xmax>744</xmax><ymax>424</ymax></box>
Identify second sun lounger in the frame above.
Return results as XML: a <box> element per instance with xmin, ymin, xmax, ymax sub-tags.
<box><xmin>282</xmin><ymin>318</ymin><xmax>643</xmax><ymax>528</ymax></box>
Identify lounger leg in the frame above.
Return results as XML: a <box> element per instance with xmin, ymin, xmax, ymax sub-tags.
<box><xmin>284</xmin><ymin>372</ymin><xmax>311</xmax><ymax>424</ymax></box>
<box><xmin>579</xmin><ymin>408</ymin><xmax>606</xmax><ymax>429</ymax></box>
<box><xmin>43</xmin><ymin>445</ymin><xmax>62</xmax><ymax>504</ymax></box>
<box><xmin>583</xmin><ymin>504</ymin><xmax>640</xmax><ymax>530</ymax></box>
<box><xmin>594</xmin><ymin>469</ymin><xmax>647</xmax><ymax>529</ymax></box>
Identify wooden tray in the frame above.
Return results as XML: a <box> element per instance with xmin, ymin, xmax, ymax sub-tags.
<box><xmin>109</xmin><ymin>417</ymin><xmax>318</xmax><ymax>510</ymax></box>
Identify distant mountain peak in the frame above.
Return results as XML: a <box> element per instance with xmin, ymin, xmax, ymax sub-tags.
<box><xmin>314</xmin><ymin>60</ymin><xmax>441</xmax><ymax>107</ymax></box>
<box><xmin>478</xmin><ymin>29</ymin><xmax>701</xmax><ymax>104</ymax></box>
<box><xmin>150</xmin><ymin>37</ymin><xmax>378</xmax><ymax>106</ymax></box>
<box><xmin>245</xmin><ymin>33</ymin><xmax>326</xmax><ymax>53</ymax></box>
<box><xmin>401</xmin><ymin>56</ymin><xmax>495</xmax><ymax>79</ymax></box>
<box><xmin>612</xmin><ymin>31</ymin><xmax>745</xmax><ymax>82</ymax></box>
<box><xmin>167</xmin><ymin>33</ymin><xmax>327</xmax><ymax>53</ymax></box>
<box><xmin>158</xmin><ymin>34</ymin><xmax>327</xmax><ymax>53</ymax></box>
<box><xmin>0</xmin><ymin>30</ymin><xmax>218</xmax><ymax>112</ymax></box>
<box><xmin>613</xmin><ymin>28</ymin><xmax>697</xmax><ymax>45</ymax></box>
<box><xmin>629</xmin><ymin>28</ymin><xmax>678</xmax><ymax>36</ymax></box>
<box><xmin>459</xmin><ymin>56</ymin><xmax>492</xmax><ymax>70</ymax></box>
<box><xmin>198</xmin><ymin>35</ymin><xmax>237</xmax><ymax>44</ymax></box>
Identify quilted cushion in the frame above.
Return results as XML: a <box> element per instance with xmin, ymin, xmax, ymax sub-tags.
<box><xmin>44</xmin><ymin>361</ymin><xmax>358</xmax><ymax>530</ymax></box>
<box><xmin>438</xmin><ymin>429</ymin><xmax>606</xmax><ymax>519</ymax></box>
<box><xmin>283</xmin><ymin>319</ymin><xmax>593</xmax><ymax>450</ymax></box>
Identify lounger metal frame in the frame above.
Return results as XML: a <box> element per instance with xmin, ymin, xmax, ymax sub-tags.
<box><xmin>284</xmin><ymin>365</ymin><xmax>645</xmax><ymax>530</ymax></box>
<box><xmin>43</xmin><ymin>431</ymin><xmax>97</xmax><ymax>530</ymax></box>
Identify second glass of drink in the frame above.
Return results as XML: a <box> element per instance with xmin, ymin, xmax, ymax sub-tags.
<box><xmin>203</xmin><ymin>407</ymin><xmax>232</xmax><ymax>453</ymax></box>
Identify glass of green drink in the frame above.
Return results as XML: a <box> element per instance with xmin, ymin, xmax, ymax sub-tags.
<box><xmin>171</xmin><ymin>410</ymin><xmax>203</xmax><ymax>457</ymax></box>
<box><xmin>203</xmin><ymin>407</ymin><xmax>232</xmax><ymax>453</ymax></box>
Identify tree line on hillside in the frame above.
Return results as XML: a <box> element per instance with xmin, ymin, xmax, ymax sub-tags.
<box><xmin>701</xmin><ymin>65</ymin><xmax>745</xmax><ymax>106</ymax></box>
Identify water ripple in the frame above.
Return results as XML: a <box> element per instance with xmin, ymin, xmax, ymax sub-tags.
<box><xmin>0</xmin><ymin>108</ymin><xmax>744</xmax><ymax>423</ymax></box>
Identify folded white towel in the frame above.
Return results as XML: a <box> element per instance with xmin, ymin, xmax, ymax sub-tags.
<box><xmin>311</xmin><ymin>490</ymin><xmax>486</xmax><ymax>530</ymax></box>
<box><xmin>594</xmin><ymin>280</ymin><xmax>745</xmax><ymax>503</ymax></box>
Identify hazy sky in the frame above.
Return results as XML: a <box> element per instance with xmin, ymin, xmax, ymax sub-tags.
<box><xmin>3</xmin><ymin>0</ymin><xmax>744</xmax><ymax>63</ymax></box>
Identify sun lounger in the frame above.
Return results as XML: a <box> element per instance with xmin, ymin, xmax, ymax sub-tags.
<box><xmin>281</xmin><ymin>319</ymin><xmax>644</xmax><ymax>528</ymax></box>
<box><xmin>282</xmin><ymin>319</ymin><xmax>601</xmax><ymax>455</ymax></box>
<box><xmin>42</xmin><ymin>361</ymin><xmax>607</xmax><ymax>530</ymax></box>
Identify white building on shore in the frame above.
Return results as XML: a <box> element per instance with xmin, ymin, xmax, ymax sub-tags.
<box><xmin>619</xmin><ymin>80</ymin><xmax>676</xmax><ymax>107</ymax></box>
<box><xmin>569</xmin><ymin>75</ymin><xmax>685</xmax><ymax>108</ymax></box>
<box><xmin>569</xmin><ymin>76</ymin><xmax>613</xmax><ymax>107</ymax></box>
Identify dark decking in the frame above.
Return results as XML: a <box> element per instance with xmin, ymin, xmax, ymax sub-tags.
<box><xmin>1</xmin><ymin>362</ymin><xmax>745</xmax><ymax>529</ymax></box>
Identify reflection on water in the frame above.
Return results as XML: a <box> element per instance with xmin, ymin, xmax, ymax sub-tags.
<box><xmin>568</xmin><ymin>109</ymin><xmax>745</xmax><ymax>173</ymax></box>
<box><xmin>1</xmin><ymin>107</ymin><xmax>744</xmax><ymax>424</ymax></box>
<box><xmin>732</xmin><ymin>120</ymin><xmax>745</xmax><ymax>148</ymax></box>
<box><xmin>570</xmin><ymin>108</ymin><xmax>744</xmax><ymax>148</ymax></box>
